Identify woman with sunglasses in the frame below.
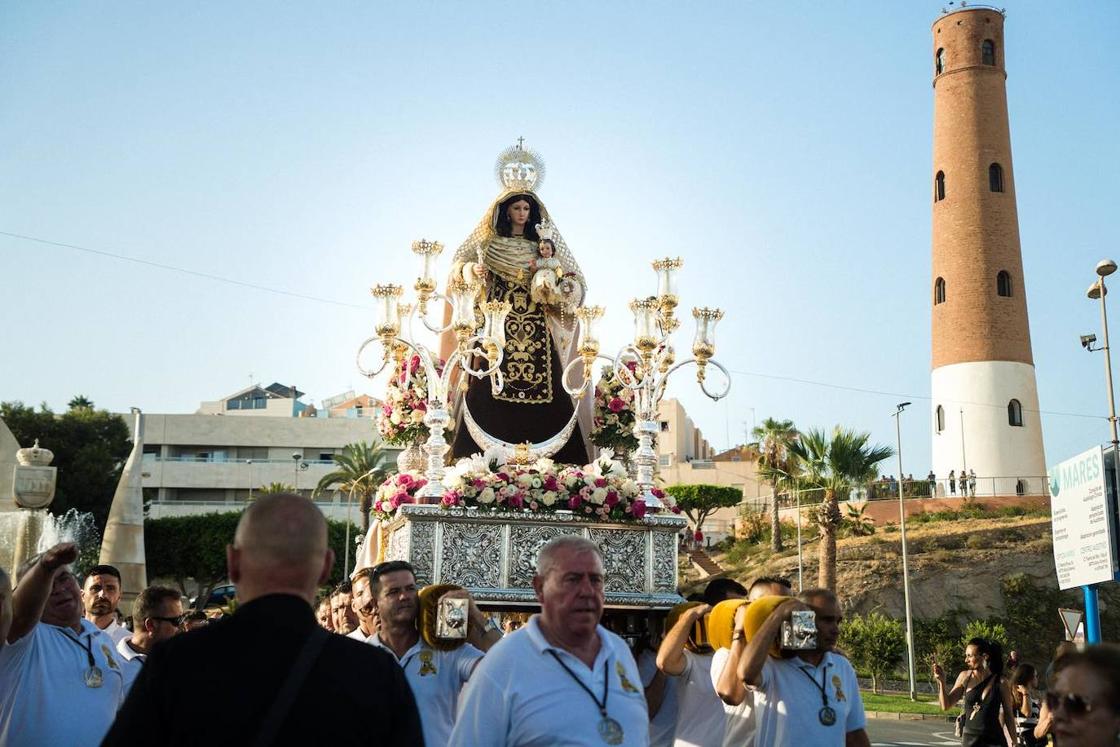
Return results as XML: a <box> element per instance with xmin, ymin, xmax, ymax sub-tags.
<box><xmin>1044</xmin><ymin>644</ymin><xmax>1120</xmax><ymax>746</ymax></box>
<box><xmin>933</xmin><ymin>638</ymin><xmax>1017</xmax><ymax>746</ymax></box>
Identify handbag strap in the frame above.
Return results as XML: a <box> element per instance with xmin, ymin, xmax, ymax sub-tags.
<box><xmin>251</xmin><ymin>627</ymin><xmax>330</xmax><ymax>747</ymax></box>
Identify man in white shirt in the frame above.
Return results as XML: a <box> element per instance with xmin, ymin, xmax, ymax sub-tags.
<box><xmin>82</xmin><ymin>564</ymin><xmax>130</xmax><ymax>645</ymax></box>
<box><xmin>331</xmin><ymin>580</ymin><xmax>359</xmax><ymax>635</ymax></box>
<box><xmin>657</xmin><ymin>602</ymin><xmax>725</xmax><ymax>746</ymax></box>
<box><xmin>116</xmin><ymin>585</ymin><xmax>184</xmax><ymax>693</ymax></box>
<box><xmin>712</xmin><ymin>577</ymin><xmax>793</xmax><ymax>747</ymax></box>
<box><xmin>368</xmin><ymin>560</ymin><xmax>499</xmax><ymax>747</ymax></box>
<box><xmin>1</xmin><ymin>543</ymin><xmax>125</xmax><ymax>746</ymax></box>
<box><xmin>737</xmin><ymin>589</ymin><xmax>871</xmax><ymax>747</ymax></box>
<box><xmin>638</xmin><ymin>643</ymin><xmax>679</xmax><ymax>747</ymax></box>
<box><xmin>450</xmin><ymin>535</ymin><xmax>650</xmax><ymax>746</ymax></box>
<box><xmin>346</xmin><ymin>567</ymin><xmax>378</xmax><ymax>642</ymax></box>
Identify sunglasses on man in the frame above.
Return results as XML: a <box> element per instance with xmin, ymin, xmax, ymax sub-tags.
<box><xmin>1045</xmin><ymin>691</ymin><xmax>1097</xmax><ymax>717</ymax></box>
<box><xmin>148</xmin><ymin>614</ymin><xmax>187</xmax><ymax>627</ymax></box>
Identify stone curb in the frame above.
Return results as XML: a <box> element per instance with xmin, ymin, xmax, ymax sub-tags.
<box><xmin>864</xmin><ymin>711</ymin><xmax>956</xmax><ymax>722</ymax></box>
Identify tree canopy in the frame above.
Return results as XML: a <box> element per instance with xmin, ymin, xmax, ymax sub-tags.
<box><xmin>314</xmin><ymin>441</ymin><xmax>390</xmax><ymax>533</ymax></box>
<box><xmin>1</xmin><ymin>399</ymin><xmax>131</xmax><ymax>531</ymax></box>
<box><xmin>665</xmin><ymin>483</ymin><xmax>743</xmax><ymax>530</ymax></box>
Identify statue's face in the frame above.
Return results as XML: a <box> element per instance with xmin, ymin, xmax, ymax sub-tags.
<box><xmin>540</xmin><ymin>242</ymin><xmax>553</xmax><ymax>259</ymax></box>
<box><xmin>506</xmin><ymin>199</ymin><xmax>531</xmax><ymax>228</ymax></box>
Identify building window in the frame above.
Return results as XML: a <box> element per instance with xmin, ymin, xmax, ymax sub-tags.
<box><xmin>658</xmin><ymin>454</ymin><xmax>671</xmax><ymax>467</ymax></box>
<box><xmin>997</xmin><ymin>270</ymin><xmax>1012</xmax><ymax>297</ymax></box>
<box><xmin>981</xmin><ymin>39</ymin><xmax>996</xmax><ymax>66</ymax></box>
<box><xmin>989</xmin><ymin>162</ymin><xmax>1004</xmax><ymax>192</ymax></box>
<box><xmin>660</xmin><ymin>421</ymin><xmax>670</xmax><ymax>432</ymax></box>
<box><xmin>935</xmin><ymin>171</ymin><xmax>945</xmax><ymax>202</ymax></box>
<box><xmin>934</xmin><ymin>277</ymin><xmax>946</xmax><ymax>305</ymax></box>
<box><xmin>1008</xmin><ymin>399</ymin><xmax>1023</xmax><ymax>427</ymax></box>
<box><xmin>935</xmin><ymin>48</ymin><xmax>945</xmax><ymax>74</ymax></box>
<box><xmin>1015</xmin><ymin>479</ymin><xmax>1027</xmax><ymax>496</ymax></box>
<box><xmin>936</xmin><ymin>405</ymin><xmax>945</xmax><ymax>433</ymax></box>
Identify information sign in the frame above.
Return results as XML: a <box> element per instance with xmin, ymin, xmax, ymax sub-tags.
<box><xmin>1048</xmin><ymin>446</ymin><xmax>1117</xmax><ymax>590</ymax></box>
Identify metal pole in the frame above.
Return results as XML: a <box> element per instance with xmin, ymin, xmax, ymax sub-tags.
<box><xmin>344</xmin><ymin>487</ymin><xmax>352</xmax><ymax>579</ymax></box>
<box><xmin>959</xmin><ymin>408</ymin><xmax>967</xmax><ymax>472</ymax></box>
<box><xmin>894</xmin><ymin>403</ymin><xmax>918</xmax><ymax>700</ymax></box>
<box><xmin>795</xmin><ymin>486</ymin><xmax>803</xmax><ymax>592</ymax></box>
<box><xmin>1091</xmin><ymin>272</ymin><xmax>1117</xmax><ymax>644</ymax></box>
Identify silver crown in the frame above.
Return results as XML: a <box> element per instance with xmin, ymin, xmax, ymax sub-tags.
<box><xmin>495</xmin><ymin>140</ymin><xmax>545</xmax><ymax>193</ymax></box>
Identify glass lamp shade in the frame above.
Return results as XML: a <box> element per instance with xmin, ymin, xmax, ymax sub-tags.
<box><xmin>481</xmin><ymin>300</ymin><xmax>512</xmax><ymax>348</ymax></box>
<box><xmin>630</xmin><ymin>297</ymin><xmax>662</xmax><ymax>353</ymax></box>
<box><xmin>692</xmin><ymin>307</ymin><xmax>724</xmax><ymax>361</ymax></box>
<box><xmin>449</xmin><ymin>280</ymin><xmax>480</xmax><ymax>335</ymax></box>
<box><xmin>652</xmin><ymin>257</ymin><xmax>683</xmax><ymax>310</ymax></box>
<box><xmin>576</xmin><ymin>305</ymin><xmax>605</xmax><ymax>358</ymax></box>
<box><xmin>370</xmin><ymin>284</ymin><xmax>404</xmax><ymax>337</ymax></box>
<box><xmin>414</xmin><ymin>239</ymin><xmax>443</xmax><ymax>286</ymax></box>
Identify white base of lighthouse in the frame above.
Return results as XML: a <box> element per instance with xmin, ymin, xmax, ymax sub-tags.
<box><xmin>931</xmin><ymin>360</ymin><xmax>1047</xmax><ymax>496</ymax></box>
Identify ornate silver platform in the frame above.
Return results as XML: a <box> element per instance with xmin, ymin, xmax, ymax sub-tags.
<box><xmin>384</xmin><ymin>504</ymin><xmax>686</xmax><ymax>609</ymax></box>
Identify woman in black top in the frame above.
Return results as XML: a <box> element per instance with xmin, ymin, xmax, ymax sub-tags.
<box><xmin>933</xmin><ymin>638</ymin><xmax>1017</xmax><ymax>747</ymax></box>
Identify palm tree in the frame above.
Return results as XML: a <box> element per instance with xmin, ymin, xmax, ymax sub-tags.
<box><xmin>314</xmin><ymin>441</ymin><xmax>390</xmax><ymax>533</ymax></box>
<box><xmin>256</xmin><ymin>482</ymin><xmax>295</xmax><ymax>496</ymax></box>
<box><xmin>789</xmin><ymin>426</ymin><xmax>893</xmax><ymax>590</ymax></box>
<box><xmin>750</xmin><ymin>418</ymin><xmax>799</xmax><ymax>552</ymax></box>
<box><xmin>68</xmin><ymin>395</ymin><xmax>94</xmax><ymax>411</ymax></box>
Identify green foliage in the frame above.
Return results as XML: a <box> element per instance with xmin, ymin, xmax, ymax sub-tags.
<box><xmin>666</xmin><ymin>484</ymin><xmax>742</xmax><ymax>529</ymax></box>
<box><xmin>257</xmin><ymin>482</ymin><xmax>294</xmax><ymax>495</ymax></box>
<box><xmin>962</xmin><ymin>618</ymin><xmax>1009</xmax><ymax>649</ymax></box>
<box><xmin>750</xmin><ymin>417</ymin><xmax>800</xmax><ymax>552</ymax></box>
<box><xmin>145</xmin><ymin>510</ymin><xmax>359</xmax><ymax>607</ymax></box>
<box><xmin>314</xmin><ymin>441</ymin><xmax>391</xmax><ymax>533</ymax></box>
<box><xmin>842</xmin><ymin>503</ymin><xmax>875</xmax><ymax>537</ymax></box>
<box><xmin>1</xmin><ymin>399</ymin><xmax>132</xmax><ymax>531</ymax></box>
<box><xmin>840</xmin><ymin>611</ymin><xmax>906</xmax><ymax>693</ymax></box>
<box><xmin>914</xmin><ymin>609</ymin><xmax>968</xmax><ymax>678</ymax></box>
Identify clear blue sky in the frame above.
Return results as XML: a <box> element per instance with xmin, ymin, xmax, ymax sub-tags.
<box><xmin>2</xmin><ymin>1</ymin><xmax>1118</xmax><ymax>475</ymax></box>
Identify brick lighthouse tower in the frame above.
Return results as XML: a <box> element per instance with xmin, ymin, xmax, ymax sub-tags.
<box><xmin>930</xmin><ymin>6</ymin><xmax>1046</xmax><ymax>496</ymax></box>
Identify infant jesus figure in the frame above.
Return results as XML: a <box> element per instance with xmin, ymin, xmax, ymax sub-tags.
<box><xmin>529</xmin><ymin>223</ymin><xmax>564</xmax><ymax>306</ymax></box>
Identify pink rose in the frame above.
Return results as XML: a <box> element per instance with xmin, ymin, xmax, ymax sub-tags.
<box><xmin>651</xmin><ymin>488</ymin><xmax>665</xmax><ymax>499</ymax></box>
<box><xmin>605</xmin><ymin>490</ymin><xmax>619</xmax><ymax>507</ymax></box>
<box><xmin>608</xmin><ymin>398</ymin><xmax>626</xmax><ymax>413</ymax></box>
<box><xmin>397</xmin><ymin>473</ymin><xmax>414</xmax><ymax>489</ymax></box>
<box><xmin>543</xmin><ymin>476</ymin><xmax>559</xmax><ymax>492</ymax></box>
<box><xmin>508</xmin><ymin>493</ymin><xmax>524</xmax><ymax>509</ymax></box>
<box><xmin>568</xmin><ymin>495</ymin><xmax>582</xmax><ymax>510</ymax></box>
<box><xmin>631</xmin><ymin>500</ymin><xmax>647</xmax><ymax>519</ymax></box>
<box><xmin>442</xmin><ymin>491</ymin><xmax>461</xmax><ymax>507</ymax></box>
<box><xmin>594</xmin><ymin>477</ymin><xmax>608</xmax><ymax>488</ymax></box>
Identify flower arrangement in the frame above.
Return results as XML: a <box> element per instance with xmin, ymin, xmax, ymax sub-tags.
<box><xmin>439</xmin><ymin>448</ymin><xmax>679</xmax><ymax>521</ymax></box>
<box><xmin>372</xmin><ymin>471</ymin><xmax>429</xmax><ymax>522</ymax></box>
<box><xmin>589</xmin><ymin>365</ymin><xmax>639</xmax><ymax>455</ymax></box>
<box><xmin>378</xmin><ymin>354</ymin><xmax>442</xmax><ymax>446</ymax></box>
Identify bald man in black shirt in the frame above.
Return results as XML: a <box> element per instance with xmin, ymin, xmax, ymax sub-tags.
<box><xmin>102</xmin><ymin>494</ymin><xmax>423</xmax><ymax>746</ymax></box>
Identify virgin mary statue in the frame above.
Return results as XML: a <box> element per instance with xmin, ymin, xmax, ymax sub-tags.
<box><xmin>440</xmin><ymin>144</ymin><xmax>592</xmax><ymax>465</ymax></box>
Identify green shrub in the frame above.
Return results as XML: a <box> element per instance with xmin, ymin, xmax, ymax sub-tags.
<box><xmin>840</xmin><ymin>611</ymin><xmax>906</xmax><ymax>693</ymax></box>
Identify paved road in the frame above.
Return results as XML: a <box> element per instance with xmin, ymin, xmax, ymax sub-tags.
<box><xmin>866</xmin><ymin>718</ymin><xmax>959</xmax><ymax>746</ymax></box>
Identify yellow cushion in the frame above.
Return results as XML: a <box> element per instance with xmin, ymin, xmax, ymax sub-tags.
<box><xmin>707</xmin><ymin>598</ymin><xmax>748</xmax><ymax>651</ymax></box>
<box><xmin>417</xmin><ymin>583</ymin><xmax>466</xmax><ymax>651</ymax></box>
<box><xmin>743</xmin><ymin>594</ymin><xmax>788</xmax><ymax>657</ymax></box>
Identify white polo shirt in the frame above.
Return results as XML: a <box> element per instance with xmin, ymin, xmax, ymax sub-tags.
<box><xmin>346</xmin><ymin>627</ymin><xmax>371</xmax><ymax>642</ymax></box>
<box><xmin>670</xmin><ymin>650</ymin><xmax>726</xmax><ymax>747</ymax></box>
<box><xmin>370</xmin><ymin>632</ymin><xmax>483</xmax><ymax>747</ymax></box>
<box><xmin>0</xmin><ymin>620</ymin><xmax>126</xmax><ymax>746</ymax></box>
<box><xmin>99</xmin><ymin>618</ymin><xmax>131</xmax><ymax>645</ymax></box>
<box><xmin>638</xmin><ymin>647</ymin><xmax>679</xmax><ymax>747</ymax></box>
<box><xmin>710</xmin><ymin>646</ymin><xmax>760</xmax><ymax>747</ymax></box>
<box><xmin>115</xmin><ymin>636</ymin><xmax>146</xmax><ymax>694</ymax></box>
<box><xmin>449</xmin><ymin>616</ymin><xmax>649</xmax><ymax>746</ymax></box>
<box><xmin>752</xmin><ymin>651</ymin><xmax>866</xmax><ymax>746</ymax></box>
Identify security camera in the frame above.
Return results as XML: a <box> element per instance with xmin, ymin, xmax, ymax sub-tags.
<box><xmin>1081</xmin><ymin>334</ymin><xmax>1097</xmax><ymax>351</ymax></box>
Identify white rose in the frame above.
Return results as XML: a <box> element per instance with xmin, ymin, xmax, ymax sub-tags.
<box><xmin>590</xmin><ymin>487</ymin><xmax>607</xmax><ymax>505</ymax></box>
<box><xmin>410</xmin><ymin>410</ymin><xmax>425</xmax><ymax>424</ymax></box>
<box><xmin>389</xmin><ymin>410</ymin><xmax>403</xmax><ymax>425</ymax></box>
<box><xmin>478</xmin><ymin>487</ymin><xmax>496</xmax><ymax>504</ymax></box>
<box><xmin>541</xmin><ymin>490</ymin><xmax>557</xmax><ymax>506</ymax></box>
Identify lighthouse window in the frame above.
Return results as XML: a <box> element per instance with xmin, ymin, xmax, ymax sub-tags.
<box><xmin>936</xmin><ymin>406</ymin><xmax>945</xmax><ymax>433</ymax></box>
<box><xmin>1008</xmin><ymin>399</ymin><xmax>1023</xmax><ymax>427</ymax></box>
<box><xmin>935</xmin><ymin>171</ymin><xmax>946</xmax><ymax>202</ymax></box>
<box><xmin>989</xmin><ymin>163</ymin><xmax>1004</xmax><ymax>192</ymax></box>
<box><xmin>997</xmin><ymin>270</ymin><xmax>1012</xmax><ymax>297</ymax></box>
<box><xmin>936</xmin><ymin>48</ymin><xmax>945</xmax><ymax>74</ymax></box>
<box><xmin>934</xmin><ymin>277</ymin><xmax>946</xmax><ymax>305</ymax></box>
<box><xmin>982</xmin><ymin>40</ymin><xmax>996</xmax><ymax>66</ymax></box>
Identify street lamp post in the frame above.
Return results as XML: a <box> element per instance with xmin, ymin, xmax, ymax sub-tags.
<box><xmin>1082</xmin><ymin>257</ymin><xmax>1119</xmax><ymax>644</ymax></box>
<box><xmin>893</xmin><ymin>401</ymin><xmax>918</xmax><ymax>701</ymax></box>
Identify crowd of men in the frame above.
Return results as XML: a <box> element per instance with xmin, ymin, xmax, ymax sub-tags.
<box><xmin>1</xmin><ymin>493</ymin><xmax>1113</xmax><ymax>745</ymax></box>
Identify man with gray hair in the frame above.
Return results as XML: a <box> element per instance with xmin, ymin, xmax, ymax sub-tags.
<box><xmin>103</xmin><ymin>493</ymin><xmax>423</xmax><ymax>745</ymax></box>
<box><xmin>450</xmin><ymin>535</ymin><xmax>649</xmax><ymax>746</ymax></box>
